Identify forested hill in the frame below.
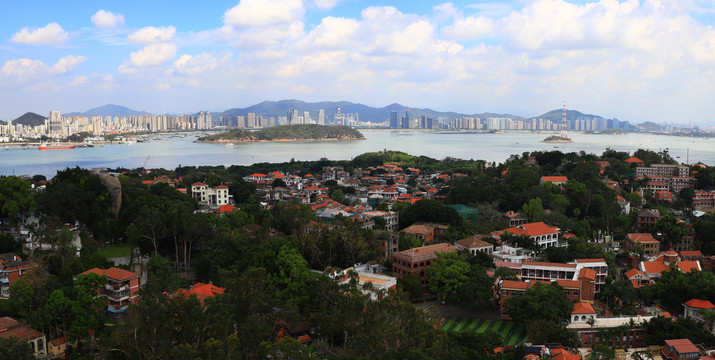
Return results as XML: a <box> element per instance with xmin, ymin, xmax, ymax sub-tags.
<box><xmin>197</xmin><ymin>124</ymin><xmax>364</xmax><ymax>142</ymax></box>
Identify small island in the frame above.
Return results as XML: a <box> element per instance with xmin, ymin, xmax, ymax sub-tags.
<box><xmin>542</xmin><ymin>135</ymin><xmax>573</xmax><ymax>143</ymax></box>
<box><xmin>196</xmin><ymin>124</ymin><xmax>365</xmax><ymax>143</ymax></box>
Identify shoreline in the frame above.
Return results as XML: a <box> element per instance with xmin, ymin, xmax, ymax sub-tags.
<box><xmin>196</xmin><ymin>137</ymin><xmax>365</xmax><ymax>143</ymax></box>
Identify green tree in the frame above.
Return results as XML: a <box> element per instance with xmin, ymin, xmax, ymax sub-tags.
<box><xmin>0</xmin><ymin>337</ymin><xmax>34</xmax><ymax>360</ymax></box>
<box><xmin>399</xmin><ymin>274</ymin><xmax>423</xmax><ymax>299</ymax></box>
<box><xmin>0</xmin><ymin>176</ymin><xmax>36</xmax><ymax>226</ymax></box>
<box><xmin>427</xmin><ymin>252</ymin><xmax>492</xmax><ymax>305</ymax></box>
<box><xmin>505</xmin><ymin>282</ymin><xmax>573</xmax><ymax>323</ymax></box>
<box><xmin>9</xmin><ymin>278</ymin><xmax>34</xmax><ymax>317</ymax></box>
<box><xmin>655</xmin><ymin>213</ymin><xmax>687</xmax><ymax>245</ymax></box>
<box><xmin>587</xmin><ymin>345</ymin><xmax>616</xmax><ymax>360</ymax></box>
<box><xmin>269</xmin><ymin>246</ymin><xmax>318</xmax><ymax>308</ymax></box>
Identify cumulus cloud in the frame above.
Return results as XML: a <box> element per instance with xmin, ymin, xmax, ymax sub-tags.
<box><xmin>129</xmin><ymin>44</ymin><xmax>178</xmax><ymax>67</ymax></box>
<box><xmin>91</xmin><ymin>10</ymin><xmax>125</xmax><ymax>28</ymax></box>
<box><xmin>128</xmin><ymin>26</ymin><xmax>176</xmax><ymax>44</ymax></box>
<box><xmin>1</xmin><ymin>55</ymin><xmax>86</xmax><ymax>78</ymax></box>
<box><xmin>298</xmin><ymin>17</ymin><xmax>359</xmax><ymax>49</ymax></box>
<box><xmin>173</xmin><ymin>52</ymin><xmax>231</xmax><ymax>76</ymax></box>
<box><xmin>69</xmin><ymin>75</ymin><xmax>88</xmax><ymax>86</ymax></box>
<box><xmin>51</xmin><ymin>55</ymin><xmax>87</xmax><ymax>74</ymax></box>
<box><xmin>224</xmin><ymin>0</ymin><xmax>304</xmax><ymax>28</ymax></box>
<box><xmin>10</xmin><ymin>23</ymin><xmax>69</xmax><ymax>45</ymax></box>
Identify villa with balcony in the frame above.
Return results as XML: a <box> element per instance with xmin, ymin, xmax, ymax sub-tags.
<box><xmin>80</xmin><ymin>267</ymin><xmax>140</xmax><ymax>319</ymax></box>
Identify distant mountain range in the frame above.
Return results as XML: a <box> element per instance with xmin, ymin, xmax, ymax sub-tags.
<box><xmin>4</xmin><ymin>100</ymin><xmax>635</xmax><ymax>128</ymax></box>
<box><xmin>64</xmin><ymin>104</ymin><xmax>151</xmax><ymax>117</ymax></box>
<box><xmin>215</xmin><ymin>99</ymin><xmax>524</xmax><ymax>122</ymax></box>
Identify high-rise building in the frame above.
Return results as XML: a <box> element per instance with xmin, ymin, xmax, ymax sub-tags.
<box><xmin>390</xmin><ymin>111</ymin><xmax>399</xmax><ymax>128</ymax></box>
<box><xmin>48</xmin><ymin>111</ymin><xmax>62</xmax><ymax>136</ymax></box>
<box><xmin>318</xmin><ymin>109</ymin><xmax>325</xmax><ymax>125</ymax></box>
<box><xmin>287</xmin><ymin>109</ymin><xmax>299</xmax><ymax>125</ymax></box>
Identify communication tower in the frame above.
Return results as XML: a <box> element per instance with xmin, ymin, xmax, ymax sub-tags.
<box><xmin>560</xmin><ymin>101</ymin><xmax>568</xmax><ymax>139</ymax></box>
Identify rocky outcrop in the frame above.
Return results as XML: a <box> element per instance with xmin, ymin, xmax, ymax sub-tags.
<box><xmin>99</xmin><ymin>174</ymin><xmax>122</xmax><ymax>218</ymax></box>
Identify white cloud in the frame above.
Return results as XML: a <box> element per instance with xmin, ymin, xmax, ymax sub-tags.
<box><xmin>117</xmin><ymin>65</ymin><xmax>137</xmax><ymax>75</ymax></box>
<box><xmin>442</xmin><ymin>16</ymin><xmax>494</xmax><ymax>40</ymax></box>
<box><xmin>1</xmin><ymin>58</ymin><xmax>48</xmax><ymax>77</ymax></box>
<box><xmin>224</xmin><ymin>0</ymin><xmax>304</xmax><ymax>28</ymax></box>
<box><xmin>128</xmin><ymin>26</ymin><xmax>176</xmax><ymax>44</ymax></box>
<box><xmin>91</xmin><ymin>10</ymin><xmax>125</xmax><ymax>28</ymax></box>
<box><xmin>51</xmin><ymin>55</ymin><xmax>87</xmax><ymax>74</ymax></box>
<box><xmin>10</xmin><ymin>23</ymin><xmax>69</xmax><ymax>45</ymax></box>
<box><xmin>129</xmin><ymin>44</ymin><xmax>178</xmax><ymax>67</ymax></box>
<box><xmin>69</xmin><ymin>75</ymin><xmax>88</xmax><ymax>86</ymax></box>
<box><xmin>298</xmin><ymin>17</ymin><xmax>359</xmax><ymax>49</ymax></box>
<box><xmin>313</xmin><ymin>0</ymin><xmax>342</xmax><ymax>11</ymax></box>
<box><xmin>173</xmin><ymin>52</ymin><xmax>230</xmax><ymax>76</ymax></box>
<box><xmin>1</xmin><ymin>55</ymin><xmax>86</xmax><ymax>78</ymax></box>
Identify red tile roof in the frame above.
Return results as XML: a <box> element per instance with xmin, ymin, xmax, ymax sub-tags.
<box><xmin>192</xmin><ymin>182</ymin><xmax>208</xmax><ymax>186</ymax></box>
<box><xmin>541</xmin><ymin>176</ymin><xmax>568</xmax><ymax>183</ymax></box>
<box><xmin>625</xmin><ymin>157</ymin><xmax>644</xmax><ymax>163</ymax></box>
<box><xmin>628</xmin><ymin>233</ymin><xmax>660</xmax><ymax>244</ymax></box>
<box><xmin>217</xmin><ymin>205</ymin><xmax>236</xmax><ymax>213</ymax></box>
<box><xmin>625</xmin><ymin>268</ymin><xmax>647</xmax><ymax>279</ymax></box>
<box><xmin>681</xmin><ymin>251</ymin><xmax>703</xmax><ymax>257</ymax></box>
<box><xmin>684</xmin><ymin>299</ymin><xmax>715</xmax><ymax>309</ymax></box>
<box><xmin>572</xmin><ymin>302</ymin><xmax>596</xmax><ymax>314</ymax></box>
<box><xmin>665</xmin><ymin>339</ymin><xmax>700</xmax><ymax>354</ymax></box>
<box><xmin>81</xmin><ymin>267</ymin><xmax>139</xmax><ymax>281</ymax></box>
<box><xmin>578</xmin><ymin>268</ymin><xmax>597</xmax><ymax>281</ymax></box>
<box><xmin>214</xmin><ymin>185</ymin><xmax>228</xmax><ymax>189</ymax></box>
<box><xmin>501</xmin><ymin>280</ymin><xmax>529</xmax><ymax>290</ymax></box>
<box><xmin>678</xmin><ymin>261</ymin><xmax>701</xmax><ymax>273</ymax></box>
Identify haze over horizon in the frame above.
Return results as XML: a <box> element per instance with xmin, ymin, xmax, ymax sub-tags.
<box><xmin>2</xmin><ymin>0</ymin><xmax>715</xmax><ymax>125</ymax></box>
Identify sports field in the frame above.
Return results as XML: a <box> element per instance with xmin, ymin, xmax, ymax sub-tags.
<box><xmin>440</xmin><ymin>317</ymin><xmax>528</xmax><ymax>346</ymax></box>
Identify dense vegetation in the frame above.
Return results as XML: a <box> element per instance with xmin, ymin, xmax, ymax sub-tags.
<box><xmin>197</xmin><ymin>124</ymin><xmax>364</xmax><ymax>142</ymax></box>
<box><xmin>1</xmin><ymin>146</ymin><xmax>715</xmax><ymax>358</ymax></box>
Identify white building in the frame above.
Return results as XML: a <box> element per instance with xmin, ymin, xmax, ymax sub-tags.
<box><xmin>191</xmin><ymin>182</ymin><xmax>232</xmax><ymax>207</ymax></box>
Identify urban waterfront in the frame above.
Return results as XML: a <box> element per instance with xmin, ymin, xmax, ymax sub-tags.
<box><xmin>1</xmin><ymin>130</ymin><xmax>713</xmax><ymax>177</ymax></box>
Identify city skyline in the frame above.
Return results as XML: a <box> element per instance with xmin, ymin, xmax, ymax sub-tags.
<box><xmin>2</xmin><ymin>1</ymin><xmax>715</xmax><ymax>125</ymax></box>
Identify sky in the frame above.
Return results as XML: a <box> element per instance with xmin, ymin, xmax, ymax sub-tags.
<box><xmin>2</xmin><ymin>0</ymin><xmax>715</xmax><ymax>125</ymax></box>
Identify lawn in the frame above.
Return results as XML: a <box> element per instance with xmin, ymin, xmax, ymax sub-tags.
<box><xmin>441</xmin><ymin>317</ymin><xmax>528</xmax><ymax>346</ymax></box>
<box><xmin>98</xmin><ymin>244</ymin><xmax>133</xmax><ymax>258</ymax></box>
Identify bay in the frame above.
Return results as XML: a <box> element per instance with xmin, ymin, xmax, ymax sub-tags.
<box><xmin>1</xmin><ymin>130</ymin><xmax>713</xmax><ymax>178</ymax></box>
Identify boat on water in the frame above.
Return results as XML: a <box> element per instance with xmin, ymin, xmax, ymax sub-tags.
<box><xmin>38</xmin><ymin>142</ymin><xmax>75</xmax><ymax>150</ymax></box>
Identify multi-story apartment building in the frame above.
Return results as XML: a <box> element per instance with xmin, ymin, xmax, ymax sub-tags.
<box><xmin>392</xmin><ymin>243</ymin><xmax>458</xmax><ymax>285</ymax></box>
<box><xmin>0</xmin><ymin>316</ymin><xmax>46</xmax><ymax>357</ymax></box>
<box><xmin>80</xmin><ymin>267</ymin><xmax>140</xmax><ymax>319</ymax></box>
<box><xmin>0</xmin><ymin>253</ymin><xmax>38</xmax><ymax>298</ymax></box>
<box><xmin>359</xmin><ymin>211</ymin><xmax>399</xmax><ymax>232</ymax></box>
<box><xmin>519</xmin><ymin>258</ymin><xmax>606</xmax><ymax>294</ymax></box>
<box><xmin>191</xmin><ymin>182</ymin><xmax>233</xmax><ymax>207</ymax></box>
<box><xmin>694</xmin><ymin>192</ymin><xmax>715</xmax><ymax>211</ymax></box>
<box><xmin>636</xmin><ymin>164</ymin><xmax>689</xmax><ymax>178</ymax></box>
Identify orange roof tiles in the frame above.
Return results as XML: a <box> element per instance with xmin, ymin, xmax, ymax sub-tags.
<box><xmin>542</xmin><ymin>176</ymin><xmax>568</xmax><ymax>183</ymax></box>
<box><xmin>665</xmin><ymin>339</ymin><xmax>700</xmax><ymax>354</ymax></box>
<box><xmin>578</xmin><ymin>268</ymin><xmax>597</xmax><ymax>281</ymax></box>
<box><xmin>192</xmin><ymin>182</ymin><xmax>208</xmax><ymax>186</ymax></box>
<box><xmin>394</xmin><ymin>243</ymin><xmax>458</xmax><ymax>261</ymax></box>
<box><xmin>82</xmin><ymin>267</ymin><xmax>139</xmax><ymax>281</ymax></box>
<box><xmin>628</xmin><ymin>233</ymin><xmax>660</xmax><ymax>244</ymax></box>
<box><xmin>455</xmin><ymin>236</ymin><xmax>493</xmax><ymax>249</ymax></box>
<box><xmin>678</xmin><ymin>261</ymin><xmax>701</xmax><ymax>273</ymax></box>
<box><xmin>625</xmin><ymin>268</ymin><xmax>647</xmax><ymax>279</ymax></box>
<box><xmin>641</xmin><ymin>260</ymin><xmax>667</xmax><ymax>275</ymax></box>
<box><xmin>572</xmin><ymin>302</ymin><xmax>596</xmax><ymax>314</ymax></box>
<box><xmin>501</xmin><ymin>280</ymin><xmax>529</xmax><ymax>290</ymax></box>
<box><xmin>684</xmin><ymin>299</ymin><xmax>715</xmax><ymax>309</ymax></box>
<box><xmin>625</xmin><ymin>157</ymin><xmax>644</xmax><ymax>163</ymax></box>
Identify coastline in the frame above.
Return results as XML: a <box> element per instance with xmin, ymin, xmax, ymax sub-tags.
<box><xmin>196</xmin><ymin>136</ymin><xmax>365</xmax><ymax>143</ymax></box>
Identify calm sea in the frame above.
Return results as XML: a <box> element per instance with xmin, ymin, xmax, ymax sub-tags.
<box><xmin>1</xmin><ymin>131</ymin><xmax>713</xmax><ymax>177</ymax></box>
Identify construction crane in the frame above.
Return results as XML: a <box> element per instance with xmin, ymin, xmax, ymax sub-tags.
<box><xmin>143</xmin><ymin>155</ymin><xmax>150</xmax><ymax>169</ymax></box>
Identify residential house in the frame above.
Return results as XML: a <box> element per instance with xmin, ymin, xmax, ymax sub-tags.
<box><xmin>616</xmin><ymin>195</ymin><xmax>631</xmax><ymax>215</ymax></box>
<box><xmin>392</xmin><ymin>243</ymin><xmax>458</xmax><ymax>285</ymax></box>
<box><xmin>173</xmin><ymin>282</ymin><xmax>225</xmax><ymax>304</ymax></box>
<box><xmin>570</xmin><ymin>301</ymin><xmax>597</xmax><ymax>323</ymax></box>
<box><xmin>624</xmin><ymin>233</ymin><xmax>661</xmax><ymax>256</ymax></box>
<box><xmin>492</xmin><ymin>245</ymin><xmax>537</xmax><ymax>264</ymax></box>
<box><xmin>540</xmin><ymin>176</ymin><xmax>569</xmax><ymax>186</ymax></box>
<box><xmin>0</xmin><ymin>316</ymin><xmax>47</xmax><ymax>358</ymax></box>
<box><xmin>0</xmin><ymin>253</ymin><xmax>38</xmax><ymax>298</ymax></box>
<box><xmin>519</xmin><ymin>261</ymin><xmax>599</xmax><ymax>298</ymax></box>
<box><xmin>625</xmin><ymin>157</ymin><xmax>644</xmax><ymax>167</ymax></box>
<box><xmin>80</xmin><ymin>267</ymin><xmax>140</xmax><ymax>319</ymax></box>
<box><xmin>359</xmin><ymin>211</ymin><xmax>399</xmax><ymax>232</ymax></box>
<box><xmin>625</xmin><ymin>268</ymin><xmax>651</xmax><ymax>288</ymax></box>
<box><xmin>49</xmin><ymin>335</ymin><xmax>76</xmax><ymax>359</ymax></box>
<box><xmin>401</xmin><ymin>224</ymin><xmax>435</xmax><ymax>243</ymax></box>
<box><xmin>661</xmin><ymin>339</ymin><xmax>703</xmax><ymax>360</ymax></box>
<box><xmin>454</xmin><ymin>235</ymin><xmax>494</xmax><ymax>256</ymax></box>
<box><xmin>503</xmin><ymin>211</ymin><xmax>528</xmax><ymax>227</ymax></box>
<box><xmin>491</xmin><ymin>222</ymin><xmax>563</xmax><ymax>248</ymax></box>
<box><xmin>638</xmin><ymin>209</ymin><xmax>661</xmax><ymax>229</ymax></box>
<box><xmin>191</xmin><ymin>182</ymin><xmax>233</xmax><ymax>207</ymax></box>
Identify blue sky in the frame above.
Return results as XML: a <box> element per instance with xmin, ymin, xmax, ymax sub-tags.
<box><xmin>2</xmin><ymin>0</ymin><xmax>715</xmax><ymax>124</ymax></box>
